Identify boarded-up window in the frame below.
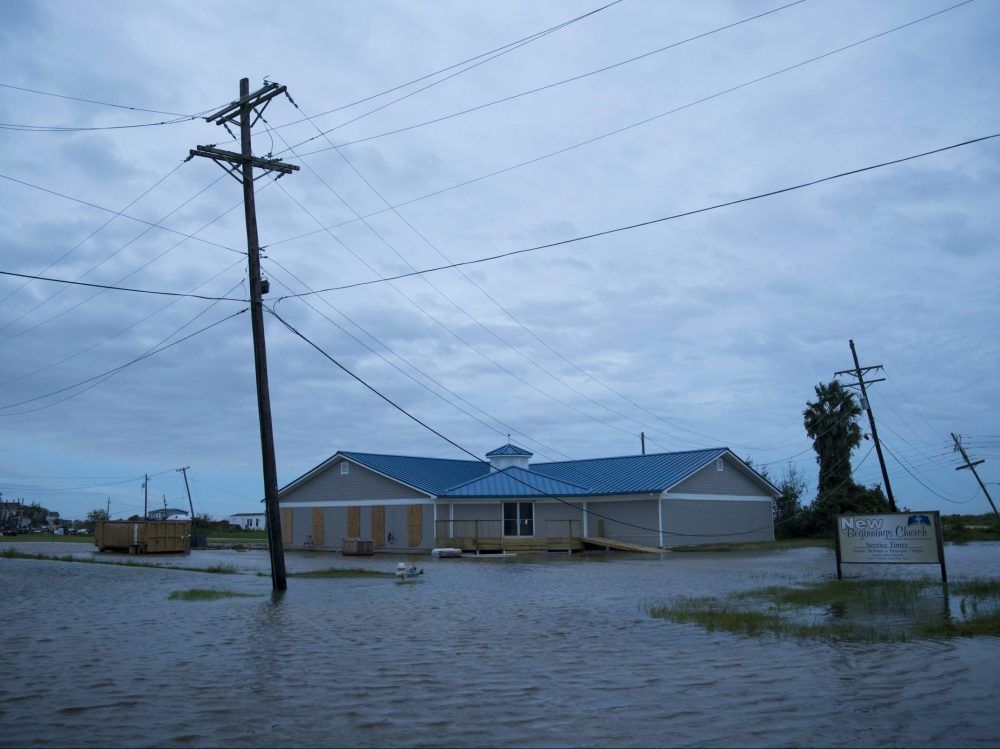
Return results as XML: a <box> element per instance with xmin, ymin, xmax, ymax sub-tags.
<box><xmin>311</xmin><ymin>508</ymin><xmax>325</xmax><ymax>547</ymax></box>
<box><xmin>281</xmin><ymin>508</ymin><xmax>293</xmax><ymax>545</ymax></box>
<box><xmin>407</xmin><ymin>505</ymin><xmax>422</xmax><ymax>547</ymax></box>
<box><xmin>371</xmin><ymin>505</ymin><xmax>385</xmax><ymax>547</ymax></box>
<box><xmin>347</xmin><ymin>506</ymin><xmax>361</xmax><ymax>538</ymax></box>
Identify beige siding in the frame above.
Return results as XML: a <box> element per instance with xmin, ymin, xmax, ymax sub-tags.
<box><xmin>663</xmin><ymin>498</ymin><xmax>773</xmax><ymax>547</ymax></box>
<box><xmin>280</xmin><ymin>457</ymin><xmax>428</xmax><ymax>503</ymax></box>
<box><xmin>669</xmin><ymin>455</ymin><xmax>771</xmax><ymax>496</ymax></box>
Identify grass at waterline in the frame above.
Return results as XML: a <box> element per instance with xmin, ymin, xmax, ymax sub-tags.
<box><xmin>650</xmin><ymin>578</ymin><xmax>1000</xmax><ymax>641</ymax></box>
<box><xmin>169</xmin><ymin>588</ymin><xmax>264</xmax><ymax>601</ymax></box>
<box><xmin>669</xmin><ymin>538</ymin><xmax>832</xmax><ymax>553</ymax></box>
<box><xmin>1</xmin><ymin>548</ymin><xmax>239</xmax><ymax>575</ymax></box>
<box><xmin>282</xmin><ymin>567</ymin><xmax>394</xmax><ymax>578</ymax></box>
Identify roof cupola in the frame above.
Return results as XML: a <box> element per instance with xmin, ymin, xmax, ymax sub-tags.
<box><xmin>485</xmin><ymin>442</ymin><xmax>533</xmax><ymax>472</ymax></box>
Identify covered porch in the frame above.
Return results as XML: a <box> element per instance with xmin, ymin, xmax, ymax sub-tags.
<box><xmin>434</xmin><ymin>518</ymin><xmax>583</xmax><ymax>553</ymax></box>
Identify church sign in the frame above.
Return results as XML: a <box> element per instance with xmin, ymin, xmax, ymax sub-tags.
<box><xmin>834</xmin><ymin>511</ymin><xmax>946</xmax><ymax>581</ymax></box>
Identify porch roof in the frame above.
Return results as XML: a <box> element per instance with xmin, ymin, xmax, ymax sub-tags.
<box><xmin>443</xmin><ymin>466</ymin><xmax>588</xmax><ymax>498</ymax></box>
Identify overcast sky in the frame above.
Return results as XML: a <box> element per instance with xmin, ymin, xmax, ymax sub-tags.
<box><xmin>1</xmin><ymin>0</ymin><xmax>998</xmax><ymax>522</ymax></box>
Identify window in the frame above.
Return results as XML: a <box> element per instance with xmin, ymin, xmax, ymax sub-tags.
<box><xmin>502</xmin><ymin>502</ymin><xmax>534</xmax><ymax>536</ymax></box>
<box><xmin>340</xmin><ymin>462</ymin><xmax>349</xmax><ymax>475</ymax></box>
<box><xmin>716</xmin><ymin>458</ymin><xmax>724</xmax><ymax>472</ymax></box>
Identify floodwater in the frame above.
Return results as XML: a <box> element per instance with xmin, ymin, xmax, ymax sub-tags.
<box><xmin>2</xmin><ymin>541</ymin><xmax>999</xmax><ymax>748</ymax></box>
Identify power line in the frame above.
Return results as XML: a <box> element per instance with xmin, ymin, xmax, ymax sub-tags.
<box><xmin>281</xmin><ymin>0</ymin><xmax>806</xmax><ymax>153</ymax></box>
<box><xmin>276</xmin><ymin>131</ymin><xmax>1000</xmax><ymax>300</ymax></box>
<box><xmin>0</xmin><ymin>269</ymin><xmax>248</xmax><ymax>302</ymax></box>
<box><xmin>0</xmin><ymin>81</ymin><xmax>213</xmax><ymax>117</ymax></box>
<box><xmin>289</xmin><ymin>1</ymin><xmax>975</xmax><ymax>155</ymax></box>
<box><xmin>0</xmin><ymin>171</ymin><xmax>242</xmax><ymax>255</ymax></box>
<box><xmin>260</xmin><ymin>0</ymin><xmax>979</xmax><ymax>253</ymax></box>
<box><xmin>0</xmin><ymin>162</ymin><xmax>187</xmax><ymax>307</ymax></box>
<box><xmin>0</xmin><ymin>308</ymin><xmax>248</xmax><ymax>413</ymax></box>
<box><xmin>203</xmin><ymin>1</ymin><xmax>625</xmax><ymax>154</ymax></box>
<box><xmin>0</xmin><ymin>260</ymin><xmax>246</xmax><ymax>388</ymax></box>
<box><xmin>0</xmin><ymin>113</ymin><xmax>200</xmax><ymax>133</ymax></box>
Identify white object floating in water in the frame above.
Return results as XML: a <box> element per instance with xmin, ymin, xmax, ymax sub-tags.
<box><xmin>395</xmin><ymin>562</ymin><xmax>424</xmax><ymax>580</ymax></box>
<box><xmin>431</xmin><ymin>547</ymin><xmax>462</xmax><ymax>558</ymax></box>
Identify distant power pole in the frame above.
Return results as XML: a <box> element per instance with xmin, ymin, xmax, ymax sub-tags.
<box><xmin>143</xmin><ymin>473</ymin><xmax>149</xmax><ymax>519</ymax></box>
<box><xmin>106</xmin><ymin>496</ymin><xmax>110</xmax><ymax>519</ymax></box>
<box><xmin>641</xmin><ymin>432</ymin><xmax>646</xmax><ymax>455</ymax></box>
<box><xmin>952</xmin><ymin>433</ymin><xmax>999</xmax><ymax>519</ymax></box>
<box><xmin>176</xmin><ymin>466</ymin><xmax>195</xmax><ymax>521</ymax></box>
<box><xmin>187</xmin><ymin>79</ymin><xmax>299</xmax><ymax>592</ymax></box>
<box><xmin>834</xmin><ymin>340</ymin><xmax>897</xmax><ymax>512</ymax></box>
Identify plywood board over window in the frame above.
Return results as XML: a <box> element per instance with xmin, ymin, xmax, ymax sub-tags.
<box><xmin>347</xmin><ymin>506</ymin><xmax>361</xmax><ymax>538</ymax></box>
<box><xmin>371</xmin><ymin>505</ymin><xmax>385</xmax><ymax>547</ymax></box>
<box><xmin>311</xmin><ymin>508</ymin><xmax>325</xmax><ymax>547</ymax></box>
<box><xmin>281</xmin><ymin>508</ymin><xmax>293</xmax><ymax>545</ymax></box>
<box><xmin>407</xmin><ymin>505</ymin><xmax>422</xmax><ymax>547</ymax></box>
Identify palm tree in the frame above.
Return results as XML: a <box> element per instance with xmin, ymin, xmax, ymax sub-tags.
<box><xmin>803</xmin><ymin>381</ymin><xmax>862</xmax><ymax>501</ymax></box>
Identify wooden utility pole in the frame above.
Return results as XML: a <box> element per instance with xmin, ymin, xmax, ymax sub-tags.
<box><xmin>176</xmin><ymin>466</ymin><xmax>195</xmax><ymax>522</ymax></box>
<box><xmin>835</xmin><ymin>340</ymin><xmax>897</xmax><ymax>512</ymax></box>
<box><xmin>143</xmin><ymin>473</ymin><xmax>149</xmax><ymax>519</ymax></box>
<box><xmin>187</xmin><ymin>79</ymin><xmax>298</xmax><ymax>592</ymax></box>
<box><xmin>952</xmin><ymin>433</ymin><xmax>999</xmax><ymax>518</ymax></box>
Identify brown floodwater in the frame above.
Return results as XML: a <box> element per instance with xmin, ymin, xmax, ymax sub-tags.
<box><xmin>1</xmin><ymin>541</ymin><xmax>998</xmax><ymax>747</ymax></box>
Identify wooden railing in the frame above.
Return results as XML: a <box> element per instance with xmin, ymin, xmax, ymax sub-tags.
<box><xmin>435</xmin><ymin>518</ymin><xmax>581</xmax><ymax>539</ymax></box>
<box><xmin>435</xmin><ymin>519</ymin><xmax>502</xmax><ymax>540</ymax></box>
<box><xmin>543</xmin><ymin>519</ymin><xmax>581</xmax><ymax>539</ymax></box>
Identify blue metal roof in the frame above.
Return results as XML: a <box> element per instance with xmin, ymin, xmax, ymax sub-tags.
<box><xmin>443</xmin><ymin>466</ymin><xmax>588</xmax><ymax>498</ymax></box>
<box><xmin>530</xmin><ymin>448</ymin><xmax>728</xmax><ymax>495</ymax></box>
<box><xmin>340</xmin><ymin>452</ymin><xmax>488</xmax><ymax>495</ymax></box>
<box><xmin>484</xmin><ymin>443</ymin><xmax>533</xmax><ymax>457</ymax></box>
<box><xmin>304</xmin><ymin>447</ymin><xmax>745</xmax><ymax>499</ymax></box>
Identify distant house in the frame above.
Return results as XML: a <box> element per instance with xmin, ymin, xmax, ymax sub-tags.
<box><xmin>276</xmin><ymin>443</ymin><xmax>778</xmax><ymax>553</ymax></box>
<box><xmin>230</xmin><ymin>512</ymin><xmax>266</xmax><ymax>530</ymax></box>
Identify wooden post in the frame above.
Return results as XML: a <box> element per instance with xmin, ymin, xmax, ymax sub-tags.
<box><xmin>239</xmin><ymin>78</ymin><xmax>287</xmax><ymax>591</ymax></box>
<box><xmin>188</xmin><ymin>79</ymin><xmax>297</xmax><ymax>592</ymax></box>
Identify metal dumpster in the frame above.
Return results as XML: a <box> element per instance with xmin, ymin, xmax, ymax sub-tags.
<box><xmin>94</xmin><ymin>520</ymin><xmax>191</xmax><ymax>554</ymax></box>
<box><xmin>341</xmin><ymin>537</ymin><xmax>374</xmax><ymax>556</ymax></box>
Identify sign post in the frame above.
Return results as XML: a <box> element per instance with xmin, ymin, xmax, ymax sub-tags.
<box><xmin>835</xmin><ymin>511</ymin><xmax>946</xmax><ymax>582</ymax></box>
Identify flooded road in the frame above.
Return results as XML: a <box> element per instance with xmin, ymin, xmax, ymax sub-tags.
<box><xmin>2</xmin><ymin>542</ymin><xmax>998</xmax><ymax>747</ymax></box>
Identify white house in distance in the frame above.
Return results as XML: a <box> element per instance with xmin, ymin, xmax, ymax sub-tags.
<box><xmin>230</xmin><ymin>512</ymin><xmax>266</xmax><ymax>530</ymax></box>
<box><xmin>275</xmin><ymin>443</ymin><xmax>779</xmax><ymax>553</ymax></box>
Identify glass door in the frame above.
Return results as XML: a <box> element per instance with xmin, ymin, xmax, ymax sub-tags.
<box><xmin>502</xmin><ymin>502</ymin><xmax>534</xmax><ymax>536</ymax></box>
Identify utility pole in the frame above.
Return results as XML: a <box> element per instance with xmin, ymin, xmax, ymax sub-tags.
<box><xmin>641</xmin><ymin>432</ymin><xmax>646</xmax><ymax>455</ymax></box>
<box><xmin>187</xmin><ymin>79</ymin><xmax>298</xmax><ymax>592</ymax></box>
<box><xmin>177</xmin><ymin>466</ymin><xmax>195</xmax><ymax>522</ymax></box>
<box><xmin>106</xmin><ymin>496</ymin><xmax>110</xmax><ymax>519</ymax></box>
<box><xmin>143</xmin><ymin>473</ymin><xmax>149</xmax><ymax>519</ymax></box>
<box><xmin>952</xmin><ymin>433</ymin><xmax>999</xmax><ymax>519</ymax></box>
<box><xmin>834</xmin><ymin>340</ymin><xmax>897</xmax><ymax>512</ymax></box>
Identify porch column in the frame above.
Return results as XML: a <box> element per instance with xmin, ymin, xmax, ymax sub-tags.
<box><xmin>658</xmin><ymin>497</ymin><xmax>664</xmax><ymax>548</ymax></box>
<box><xmin>582</xmin><ymin>501</ymin><xmax>589</xmax><ymax>537</ymax></box>
<box><xmin>449</xmin><ymin>503</ymin><xmax>454</xmax><ymax>538</ymax></box>
<box><xmin>433</xmin><ymin>502</ymin><xmax>438</xmax><ymax>543</ymax></box>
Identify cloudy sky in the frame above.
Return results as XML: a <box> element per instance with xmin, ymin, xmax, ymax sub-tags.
<box><xmin>1</xmin><ymin>0</ymin><xmax>998</xmax><ymax>522</ymax></box>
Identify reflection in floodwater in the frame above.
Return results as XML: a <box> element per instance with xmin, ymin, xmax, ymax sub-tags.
<box><xmin>2</xmin><ymin>542</ymin><xmax>1000</xmax><ymax>747</ymax></box>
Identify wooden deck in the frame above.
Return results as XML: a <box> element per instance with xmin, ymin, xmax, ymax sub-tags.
<box><xmin>580</xmin><ymin>536</ymin><xmax>665</xmax><ymax>554</ymax></box>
